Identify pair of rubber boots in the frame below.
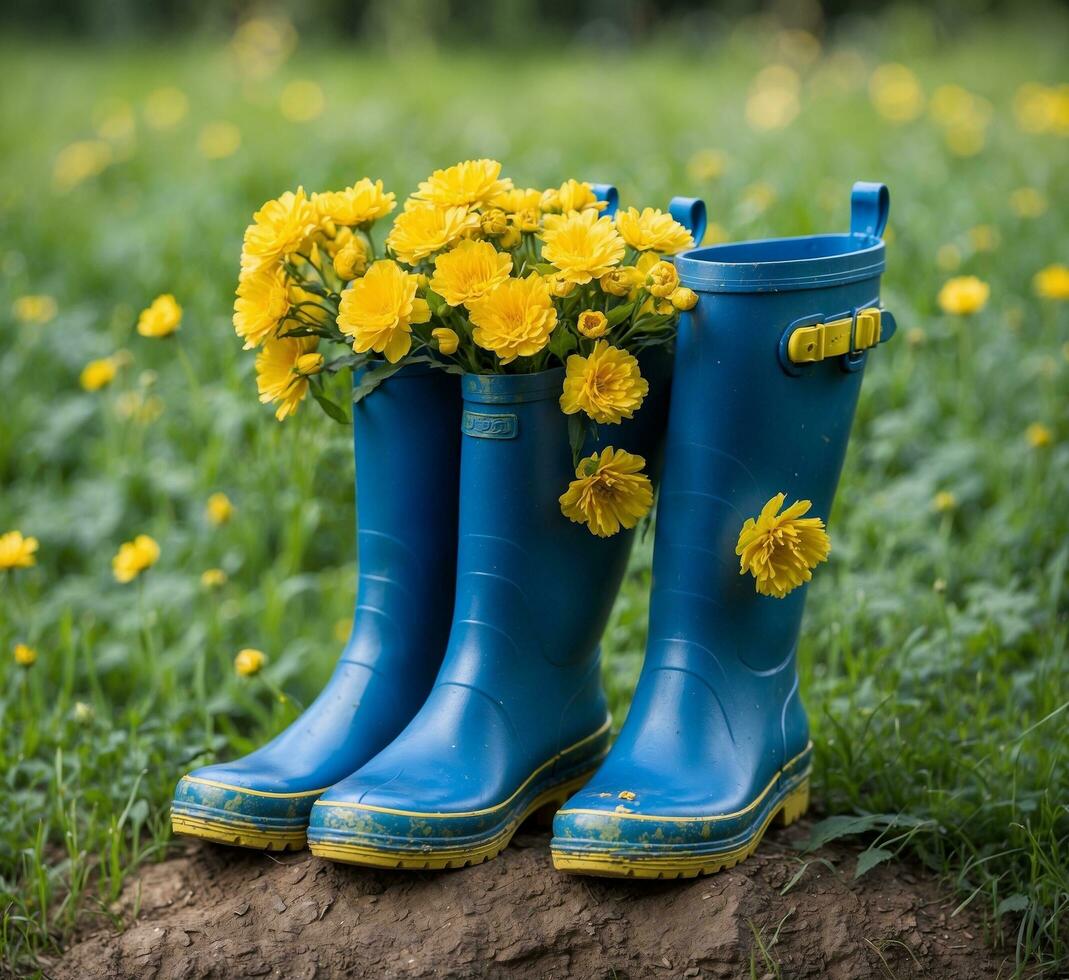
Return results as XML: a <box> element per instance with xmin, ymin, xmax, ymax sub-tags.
<box><xmin>173</xmin><ymin>182</ymin><xmax>895</xmax><ymax>877</ymax></box>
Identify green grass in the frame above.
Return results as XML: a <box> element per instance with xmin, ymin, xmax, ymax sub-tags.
<box><xmin>1</xmin><ymin>13</ymin><xmax>1067</xmax><ymax>976</ymax></box>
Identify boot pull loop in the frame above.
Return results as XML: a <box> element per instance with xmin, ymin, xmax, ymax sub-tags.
<box><xmin>669</xmin><ymin>196</ymin><xmax>708</xmax><ymax>246</ymax></box>
<box><xmin>589</xmin><ymin>183</ymin><xmax>619</xmax><ymax>218</ymax></box>
<box><xmin>850</xmin><ymin>182</ymin><xmax>890</xmax><ymax>239</ymax></box>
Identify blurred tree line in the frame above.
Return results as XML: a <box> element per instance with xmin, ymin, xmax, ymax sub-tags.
<box><xmin>0</xmin><ymin>0</ymin><xmax>1035</xmax><ymax>42</ymax></box>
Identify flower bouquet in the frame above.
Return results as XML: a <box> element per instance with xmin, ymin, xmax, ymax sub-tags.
<box><xmin>233</xmin><ymin>159</ymin><xmax>701</xmax><ymax>536</ymax></box>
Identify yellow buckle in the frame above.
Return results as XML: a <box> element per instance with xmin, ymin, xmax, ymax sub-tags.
<box><xmin>787</xmin><ymin>308</ymin><xmax>882</xmax><ymax>364</ymax></box>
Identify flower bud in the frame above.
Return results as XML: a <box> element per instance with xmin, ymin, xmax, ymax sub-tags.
<box><xmin>670</xmin><ymin>286</ymin><xmax>698</xmax><ymax>311</ymax></box>
<box><xmin>646</xmin><ymin>261</ymin><xmax>679</xmax><ymax>298</ymax></box>
<box><xmin>234</xmin><ymin>648</ymin><xmax>265</xmax><ymax>677</ymax></box>
<box><xmin>432</xmin><ymin>327</ymin><xmax>460</xmax><ymax>355</ymax></box>
<box><xmin>333</xmin><ymin>239</ymin><xmax>368</xmax><ymax>280</ymax></box>
<box><xmin>577</xmin><ymin>310</ymin><xmax>608</xmax><ymax>338</ymax></box>
<box><xmin>295</xmin><ymin>352</ymin><xmax>325</xmax><ymax>376</ymax></box>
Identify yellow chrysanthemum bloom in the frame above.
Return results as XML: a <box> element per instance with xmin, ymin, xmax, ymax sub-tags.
<box><xmin>430</xmin><ymin>239</ymin><xmax>513</xmax><ymax>308</ymax></box>
<box><xmin>1026</xmin><ymin>422</ymin><xmax>1053</xmax><ymax>448</ymax></box>
<box><xmin>646</xmin><ymin>260</ymin><xmax>680</xmax><ymax>298</ymax></box>
<box><xmin>480</xmin><ymin>208</ymin><xmax>509</xmax><ymax>238</ymax></box>
<box><xmin>80</xmin><ymin>356</ymin><xmax>118</xmax><ymax>392</ymax></box>
<box><xmin>240</xmin><ymin>188</ymin><xmax>319</xmax><ymax>274</ymax></box>
<box><xmin>413</xmin><ymin>159</ymin><xmax>512</xmax><ymax>209</ymax></box>
<box><xmin>387</xmin><ymin>203</ymin><xmax>480</xmax><ymax>267</ymax></box>
<box><xmin>933</xmin><ymin>490</ymin><xmax>958</xmax><ymax>513</ymax></box>
<box><xmin>137</xmin><ymin>294</ymin><xmax>182</xmax><ymax>338</ymax></box>
<box><xmin>468</xmin><ymin>274</ymin><xmax>558</xmax><ymax>364</ymax></box>
<box><xmin>432</xmin><ymin>327</ymin><xmax>460</xmax><ymax>355</ymax></box>
<box><xmin>14</xmin><ymin>643</ymin><xmax>38</xmax><ymax>668</ymax></box>
<box><xmin>233</xmin><ymin>265</ymin><xmax>289</xmax><ymax>348</ymax></box>
<box><xmin>671</xmin><ymin>286</ymin><xmax>699</xmax><ymax>311</ymax></box>
<box><xmin>937</xmin><ymin>276</ymin><xmax>990</xmax><ymax>315</ymax></box>
<box><xmin>206</xmin><ymin>492</ymin><xmax>234</xmax><ymax>526</ymax></box>
<box><xmin>542</xmin><ymin>179</ymin><xmax>607</xmax><ymax>214</ymax></box>
<box><xmin>255</xmin><ymin>335</ymin><xmax>319</xmax><ymax>420</ymax></box>
<box><xmin>337</xmin><ymin>260</ymin><xmax>430</xmax><ymax>363</ymax></box>
<box><xmin>1034</xmin><ymin>264</ymin><xmax>1069</xmax><ymax>301</ymax></box>
<box><xmin>333</xmin><ymin>238</ymin><xmax>369</xmax><ymax>281</ymax></box>
<box><xmin>560</xmin><ymin>342</ymin><xmax>648</xmax><ymax>424</ymax></box>
<box><xmin>112</xmin><ymin>534</ymin><xmax>161</xmax><ymax>584</ymax></box>
<box><xmin>559</xmin><ymin>447</ymin><xmax>653</xmax><ymax>538</ymax></box>
<box><xmin>201</xmin><ymin>568</ymin><xmax>228</xmax><ymax>588</ymax></box>
<box><xmin>599</xmin><ymin>266</ymin><xmax>642</xmax><ymax>298</ymax></box>
<box><xmin>492</xmin><ymin>187</ymin><xmax>544</xmax><ymax>232</ymax></box>
<box><xmin>541</xmin><ymin>210</ymin><xmax>625</xmax><ymax>285</ymax></box>
<box><xmin>313</xmin><ymin>179</ymin><xmax>396</xmax><ymax>227</ymax></box>
<box><xmin>0</xmin><ymin>531</ymin><xmax>38</xmax><ymax>570</ymax></box>
<box><xmin>543</xmin><ymin>272</ymin><xmax>576</xmax><ymax>298</ymax></box>
<box><xmin>615</xmin><ymin>207</ymin><xmax>695</xmax><ymax>255</ymax></box>
<box><xmin>735</xmin><ymin>493</ymin><xmax>830</xmax><ymax>599</ymax></box>
<box><xmin>577</xmin><ymin>310</ymin><xmax>608</xmax><ymax>338</ymax></box>
<box><xmin>13</xmin><ymin>295</ymin><xmax>58</xmax><ymax>325</ymax></box>
<box><xmin>235</xmin><ymin>648</ymin><xmax>266</xmax><ymax>677</ymax></box>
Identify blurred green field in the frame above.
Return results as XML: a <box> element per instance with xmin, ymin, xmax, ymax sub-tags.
<box><xmin>1</xmin><ymin>11</ymin><xmax>1067</xmax><ymax>976</ymax></box>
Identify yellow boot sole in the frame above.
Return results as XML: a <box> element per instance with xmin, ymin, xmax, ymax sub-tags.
<box><xmin>171</xmin><ymin>811</ymin><xmax>306</xmax><ymax>851</ymax></box>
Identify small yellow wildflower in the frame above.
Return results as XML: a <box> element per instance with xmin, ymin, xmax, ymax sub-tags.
<box><xmin>386</xmin><ymin>203</ymin><xmax>480</xmax><ymax>267</ymax></box>
<box><xmin>559</xmin><ymin>447</ymin><xmax>653</xmax><ymax>538</ymax></box>
<box><xmin>413</xmin><ymin>159</ymin><xmax>512</xmax><ymax>209</ymax></box>
<box><xmin>53</xmin><ymin>140</ymin><xmax>112</xmax><ymax>192</ymax></box>
<box><xmin>73</xmin><ymin>701</ymin><xmax>94</xmax><ymax>723</ymax></box>
<box><xmin>735</xmin><ymin>493</ymin><xmax>831</xmax><ymax>599</ymax></box>
<box><xmin>80</xmin><ymin>356</ymin><xmax>119</xmax><ymax>392</ymax></box>
<box><xmin>745</xmin><ymin>66</ymin><xmax>801</xmax><ymax>131</ymax></box>
<box><xmin>868</xmin><ymin>63</ymin><xmax>925</xmax><ymax>123</ymax></box>
<box><xmin>1026</xmin><ymin>423</ymin><xmax>1053</xmax><ymax>448</ymax></box>
<box><xmin>333</xmin><ymin>238</ymin><xmax>369</xmax><ymax>281</ymax></box>
<box><xmin>468</xmin><ymin>274</ymin><xmax>558</xmax><ymax>364</ymax></box>
<box><xmin>337</xmin><ymin>260</ymin><xmax>430</xmax><ymax>364</ymax></box>
<box><xmin>615</xmin><ymin>207</ymin><xmax>694</xmax><ymax>255</ymax></box>
<box><xmin>197</xmin><ymin>121</ymin><xmax>241</xmax><ymax>160</ymax></box>
<box><xmin>143</xmin><ymin>87</ymin><xmax>188</xmax><ymax>129</ymax></box>
<box><xmin>201</xmin><ymin>568</ymin><xmax>228</xmax><ymax>588</ymax></box>
<box><xmin>561</xmin><ymin>342</ymin><xmax>648</xmax><ymax>425</ymax></box>
<box><xmin>313</xmin><ymin>179</ymin><xmax>395</xmax><ymax>227</ymax></box>
<box><xmin>234</xmin><ymin>648</ymin><xmax>266</xmax><ymax>677</ymax></box>
<box><xmin>968</xmin><ymin>225</ymin><xmax>999</xmax><ymax>252</ymax></box>
<box><xmin>1033</xmin><ymin>264</ymin><xmax>1069</xmax><ymax>301</ymax></box>
<box><xmin>646</xmin><ymin>261</ymin><xmax>680</xmax><ymax>298</ymax></box>
<box><xmin>255</xmin><ymin>334</ymin><xmax>319</xmax><ymax>420</ymax></box>
<box><xmin>112</xmin><ymin>534</ymin><xmax>160</xmax><ymax>583</ymax></box>
<box><xmin>577</xmin><ymin>310</ymin><xmax>608</xmax><ymax>339</ymax></box>
<box><xmin>206</xmin><ymin>492</ymin><xmax>234</xmax><ymax>526</ymax></box>
<box><xmin>933</xmin><ymin>491</ymin><xmax>958</xmax><ymax>513</ymax></box>
<box><xmin>233</xmin><ymin>264</ymin><xmax>290</xmax><ymax>348</ymax></box>
<box><xmin>13</xmin><ymin>643</ymin><xmax>37</xmax><ymax>668</ymax></box>
<box><xmin>1010</xmin><ymin>187</ymin><xmax>1047</xmax><ymax>219</ymax></box>
<box><xmin>432</xmin><ymin>327</ymin><xmax>460</xmax><ymax>355</ymax></box>
<box><xmin>279</xmin><ymin>79</ymin><xmax>325</xmax><ymax>122</ymax></box>
<box><xmin>541</xmin><ymin>210</ymin><xmax>625</xmax><ymax>285</ymax></box>
<box><xmin>13</xmin><ymin>295</ymin><xmax>57</xmax><ymax>325</ymax></box>
<box><xmin>430</xmin><ymin>239</ymin><xmax>513</xmax><ymax>308</ymax></box>
<box><xmin>137</xmin><ymin>294</ymin><xmax>182</xmax><ymax>338</ymax></box>
<box><xmin>0</xmin><ymin>531</ymin><xmax>38</xmax><ymax>570</ymax></box>
<box><xmin>670</xmin><ymin>287</ymin><xmax>699</xmax><ymax>311</ymax></box>
<box><xmin>937</xmin><ymin>276</ymin><xmax>989</xmax><ymax>315</ymax></box>
<box><xmin>240</xmin><ymin>188</ymin><xmax>318</xmax><ymax>274</ymax></box>
<box><xmin>906</xmin><ymin>327</ymin><xmax>927</xmax><ymax>347</ymax></box>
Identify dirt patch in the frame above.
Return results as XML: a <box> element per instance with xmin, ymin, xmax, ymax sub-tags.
<box><xmin>53</xmin><ymin>821</ymin><xmax>1002</xmax><ymax>979</ymax></box>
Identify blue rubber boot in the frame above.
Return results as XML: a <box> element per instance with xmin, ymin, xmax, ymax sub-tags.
<box><xmin>172</xmin><ymin>365</ymin><xmax>461</xmax><ymax>850</ymax></box>
<box><xmin>306</xmin><ymin>356</ymin><xmax>672</xmax><ymax>869</ymax></box>
<box><xmin>552</xmin><ymin>182</ymin><xmax>897</xmax><ymax>878</ymax></box>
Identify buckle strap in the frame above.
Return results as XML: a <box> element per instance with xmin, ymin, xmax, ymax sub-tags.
<box><xmin>787</xmin><ymin>307</ymin><xmax>885</xmax><ymax>365</ymax></box>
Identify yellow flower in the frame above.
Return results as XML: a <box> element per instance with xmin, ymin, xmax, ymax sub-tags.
<box><xmin>968</xmin><ymin>225</ymin><xmax>999</xmax><ymax>252</ymax></box>
<box><xmin>1033</xmin><ymin>264</ymin><xmax>1069</xmax><ymax>301</ymax></box>
<box><xmin>1010</xmin><ymin>187</ymin><xmax>1047</xmax><ymax>219</ymax></box>
<box><xmin>933</xmin><ymin>490</ymin><xmax>958</xmax><ymax>513</ymax></box>
<box><xmin>492</xmin><ymin>187</ymin><xmax>544</xmax><ymax>232</ymax></box>
<box><xmin>430</xmin><ymin>239</ymin><xmax>513</xmax><ymax>308</ymax></box>
<box><xmin>646</xmin><ymin>260</ymin><xmax>680</xmax><ymax>298</ymax></box>
<box><xmin>337</xmin><ymin>260</ymin><xmax>429</xmax><ymax>363</ymax></box>
<box><xmin>480</xmin><ymin>208</ymin><xmax>509</xmax><ymax>238</ymax></box>
<box><xmin>1026</xmin><ymin>423</ymin><xmax>1053</xmax><ymax>448</ymax></box>
<box><xmin>413</xmin><ymin>159</ymin><xmax>512</xmax><ymax>209</ymax></box>
<box><xmin>599</xmin><ymin>266</ymin><xmax>641</xmax><ymax>298</ymax></box>
<box><xmin>735</xmin><ymin>493</ymin><xmax>830</xmax><ymax>599</ymax></box>
<box><xmin>53</xmin><ymin>140</ymin><xmax>112</xmax><ymax>192</ymax></box>
<box><xmin>559</xmin><ymin>447</ymin><xmax>653</xmax><ymax>538</ymax></box>
<box><xmin>868</xmin><ymin>63</ymin><xmax>924</xmax><ymax>123</ymax></box>
<box><xmin>687</xmin><ymin>148</ymin><xmax>728</xmax><ymax>182</ymax></box>
<box><xmin>543</xmin><ymin>272</ymin><xmax>576</xmax><ymax>298</ymax></box>
<box><xmin>233</xmin><ymin>264</ymin><xmax>290</xmax><ymax>348</ymax></box>
<box><xmin>468</xmin><ymin>274</ymin><xmax>558</xmax><ymax>364</ymax></box>
<box><xmin>235</xmin><ymin>648</ymin><xmax>266</xmax><ymax>677</ymax></box>
<box><xmin>577</xmin><ymin>310</ymin><xmax>608</xmax><ymax>339</ymax></box>
<box><xmin>13</xmin><ymin>295</ymin><xmax>57</xmax><ymax>325</ymax></box>
<box><xmin>670</xmin><ymin>287</ymin><xmax>699</xmax><ymax>311</ymax></box>
<box><xmin>937</xmin><ymin>276</ymin><xmax>989</xmax><ymax>315</ymax></box>
<box><xmin>541</xmin><ymin>179</ymin><xmax>606</xmax><ymax>214</ymax></box>
<box><xmin>906</xmin><ymin>327</ymin><xmax>927</xmax><ymax>347</ymax></box>
<box><xmin>541</xmin><ymin>210</ymin><xmax>625</xmax><ymax>285</ymax></box>
<box><xmin>201</xmin><ymin>568</ymin><xmax>228</xmax><ymax>588</ymax></box>
<box><xmin>279</xmin><ymin>79</ymin><xmax>325</xmax><ymax>122</ymax></box>
<box><xmin>112</xmin><ymin>534</ymin><xmax>160</xmax><ymax>584</ymax></box>
<box><xmin>80</xmin><ymin>356</ymin><xmax>119</xmax><ymax>392</ymax></box>
<box><xmin>560</xmin><ymin>342</ymin><xmax>648</xmax><ymax>424</ymax></box>
<box><xmin>255</xmin><ymin>334</ymin><xmax>319</xmax><ymax>420</ymax></box>
<box><xmin>136</xmin><ymin>294</ymin><xmax>182</xmax><ymax>338</ymax></box>
<box><xmin>240</xmin><ymin>188</ymin><xmax>318</xmax><ymax>274</ymax></box>
<box><xmin>432</xmin><ymin>327</ymin><xmax>460</xmax><ymax>355</ymax></box>
<box><xmin>206</xmin><ymin>492</ymin><xmax>234</xmax><ymax>526</ymax></box>
<box><xmin>143</xmin><ymin>86</ymin><xmax>188</xmax><ymax>129</ymax></box>
<box><xmin>197</xmin><ymin>121</ymin><xmax>241</xmax><ymax>160</ymax></box>
<box><xmin>616</xmin><ymin>207</ymin><xmax>694</xmax><ymax>255</ymax></box>
<box><xmin>0</xmin><ymin>531</ymin><xmax>38</xmax><ymax>570</ymax></box>
<box><xmin>14</xmin><ymin>643</ymin><xmax>37</xmax><ymax>668</ymax></box>
<box><xmin>332</xmin><ymin>241</ymin><xmax>367</xmax><ymax>282</ymax></box>
<box><xmin>313</xmin><ymin>179</ymin><xmax>396</xmax><ymax>227</ymax></box>
<box><xmin>386</xmin><ymin>203</ymin><xmax>480</xmax><ymax>267</ymax></box>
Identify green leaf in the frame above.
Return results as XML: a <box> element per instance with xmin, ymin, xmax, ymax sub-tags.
<box><xmin>606</xmin><ymin>302</ymin><xmax>636</xmax><ymax>327</ymax></box>
<box><xmin>854</xmin><ymin>846</ymin><xmax>894</xmax><ymax>878</ymax></box>
<box><xmin>549</xmin><ymin>327</ymin><xmax>578</xmax><ymax>361</ymax></box>
<box><xmin>313</xmin><ymin>390</ymin><xmax>350</xmax><ymax>424</ymax></box>
<box><xmin>352</xmin><ymin>361</ymin><xmax>404</xmax><ymax>403</ymax></box>
<box><xmin>799</xmin><ymin>813</ymin><xmax>926</xmax><ymax>852</ymax></box>
<box><xmin>567</xmin><ymin>413</ymin><xmax>588</xmax><ymax>468</ymax></box>
<box><xmin>996</xmin><ymin>894</ymin><xmax>1030</xmax><ymax>917</ymax></box>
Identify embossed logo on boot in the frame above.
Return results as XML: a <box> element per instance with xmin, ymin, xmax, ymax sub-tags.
<box><xmin>462</xmin><ymin>411</ymin><xmax>518</xmax><ymax>440</ymax></box>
